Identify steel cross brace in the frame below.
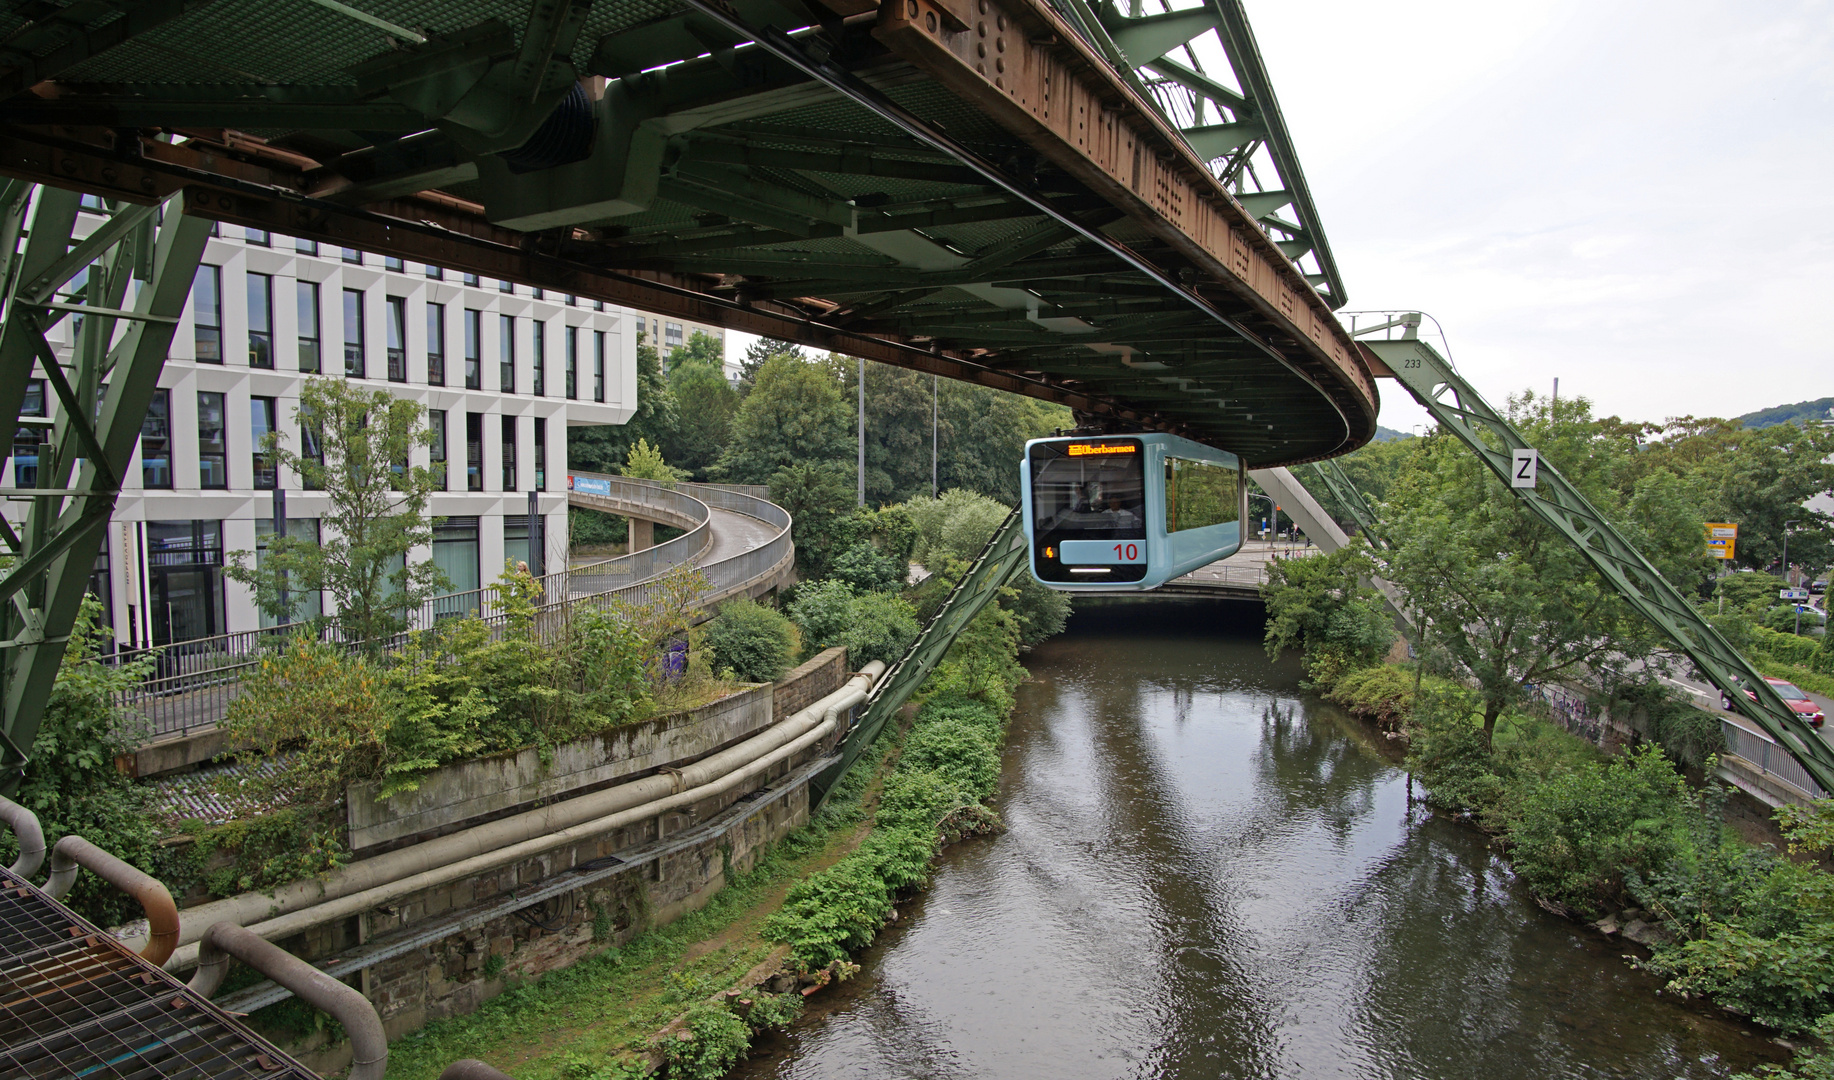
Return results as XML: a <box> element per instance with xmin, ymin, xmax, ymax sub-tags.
<box><xmin>812</xmin><ymin>507</ymin><xmax>1029</xmax><ymax>806</ymax></box>
<box><xmin>1363</xmin><ymin>334</ymin><xmax>1834</xmax><ymax>795</ymax></box>
<box><xmin>1302</xmin><ymin>459</ymin><xmax>1386</xmax><ymax>548</ymax></box>
<box><xmin>0</xmin><ymin>185</ymin><xmax>211</xmax><ymax>791</ymax></box>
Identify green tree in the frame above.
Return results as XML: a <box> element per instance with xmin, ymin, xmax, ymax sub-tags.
<box><xmin>842</xmin><ymin>362</ymin><xmax>938</xmax><ymax>505</ymax></box>
<box><xmin>227</xmin><ymin>377</ymin><xmax>448</xmax><ymax>649</ymax></box>
<box><xmin>663</xmin><ymin>356</ymin><xmax>739</xmax><ymax>478</ymax></box>
<box><xmin>568</xmin><ymin>333</ymin><xmax>677</xmax><ymax>472</ymax></box>
<box><xmin>717</xmin><ymin>352</ymin><xmax>850</xmax><ymax>484</ymax></box>
<box><xmin>663</xmin><ymin>328</ymin><xmax>725</xmax><ymax>373</ymax></box>
<box><xmin>937</xmin><ymin>381</ymin><xmax>1070</xmax><ymax>505</ymax></box>
<box><xmin>769</xmin><ymin>462</ymin><xmax>855</xmax><ymax>578</ymax></box>
<box><xmin>1262</xmin><ymin>537</ymin><xmax>1396</xmax><ymax>688</ymax></box>
<box><xmin>624</xmin><ymin>437</ymin><xmax>686</xmax><ymax>483</ymax></box>
<box><xmin>739</xmin><ymin>337</ymin><xmax>803</xmax><ymax>394</ymax></box>
<box><xmin>1382</xmin><ymin>393</ymin><xmax>1697</xmax><ymax>747</ymax></box>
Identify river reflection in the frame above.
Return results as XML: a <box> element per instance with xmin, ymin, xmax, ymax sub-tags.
<box><xmin>735</xmin><ymin>599</ymin><xmax>1782</xmax><ymax>1080</ymax></box>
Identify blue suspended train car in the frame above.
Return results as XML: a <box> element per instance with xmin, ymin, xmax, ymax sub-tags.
<box><xmin>1021</xmin><ymin>433</ymin><xmax>1247</xmax><ymax>591</ymax></box>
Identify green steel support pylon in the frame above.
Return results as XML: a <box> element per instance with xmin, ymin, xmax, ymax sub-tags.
<box><xmin>812</xmin><ymin>507</ymin><xmax>1029</xmax><ymax>806</ymax></box>
<box><xmin>1363</xmin><ymin>331</ymin><xmax>1834</xmax><ymax>796</ymax></box>
<box><xmin>1302</xmin><ymin>459</ymin><xmax>1386</xmax><ymax>547</ymax></box>
<box><xmin>0</xmin><ymin>185</ymin><xmax>212</xmax><ymax>792</ymax></box>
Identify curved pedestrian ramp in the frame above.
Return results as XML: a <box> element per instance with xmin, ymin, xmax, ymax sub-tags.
<box><xmin>118</xmin><ymin>475</ymin><xmax>793</xmax><ymax>745</ymax></box>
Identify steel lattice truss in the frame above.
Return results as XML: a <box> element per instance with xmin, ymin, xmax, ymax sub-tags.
<box><xmin>1363</xmin><ymin>333</ymin><xmax>1834</xmax><ymax>796</ymax></box>
<box><xmin>815</xmin><ymin>505</ymin><xmax>1027</xmax><ymax>803</ymax></box>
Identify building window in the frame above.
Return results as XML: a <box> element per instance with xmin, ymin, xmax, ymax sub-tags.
<box><xmin>462</xmin><ymin>272</ymin><xmax>479</xmax><ymax>286</ymax></box>
<box><xmin>503</xmin><ymin>515</ymin><xmax>531</xmax><ymax>575</ymax></box>
<box><xmin>384</xmin><ymin>255</ymin><xmax>404</xmax><ymax>272</ymax></box>
<box><xmin>432</xmin><ymin>517</ymin><xmax>481</xmax><ymax>615</ymax></box>
<box><xmin>146</xmin><ymin>520</ymin><xmax>225</xmax><ymax>646</ymax></box>
<box><xmin>245</xmin><ymin>227</ymin><xmax>270</xmax><ymax>246</ymax></box>
<box><xmin>499</xmin><ymin>314</ymin><xmax>515</xmax><ymax>393</ymax></box>
<box><xmin>593</xmin><ymin>330</ymin><xmax>605</xmax><ymax>402</ymax></box>
<box><xmin>565</xmin><ymin>326</ymin><xmax>578</xmax><ymax>399</ymax></box>
<box><xmin>385</xmin><ymin>296</ymin><xmax>407</xmax><ymax>382</ymax></box>
<box><xmin>192</xmin><ymin>265</ymin><xmax>222</xmax><ymax>363</ymax></box>
<box><xmin>297</xmin><ymin>281</ymin><xmax>321</xmax><ymax>373</ymax></box>
<box><xmin>294</xmin><ymin>237</ymin><xmax>317</xmax><ymax>256</ymax></box>
<box><xmin>665</xmin><ymin>321</ymin><xmax>683</xmax><ymax>351</ymax></box>
<box><xmin>250</xmin><ymin>396</ymin><xmax>277</xmax><ymax>490</ymax></box>
<box><xmin>426</xmin><ymin>263</ymin><xmax>443</xmax><ymax>280</ymax></box>
<box><xmin>428</xmin><ymin>409</ymin><xmax>448</xmax><ymax>491</ymax></box>
<box><xmin>501</xmin><ymin>415</ymin><xmax>517</xmax><ymax>490</ymax></box>
<box><xmin>80</xmin><ymin>193</ymin><xmax>106</xmax><ymax>211</ymax></box>
<box><xmin>426</xmin><ymin>302</ymin><xmax>446</xmax><ymax>386</ymax></box>
<box><xmin>593</xmin><ymin>299</ymin><xmax>604</xmax><ymax>312</ymax></box>
<box><xmin>255</xmin><ymin>518</ymin><xmax>321</xmax><ymax>627</ymax></box>
<box><xmin>197</xmin><ymin>391</ymin><xmax>228</xmax><ymax>489</ymax></box>
<box><xmin>465</xmin><ymin>412</ymin><xmax>483</xmax><ymax>492</ymax></box>
<box><xmin>341</xmin><ymin>247</ymin><xmax>362</xmax><ymax>265</ymax></box>
<box><xmin>343</xmin><ymin>288</ymin><xmax>365</xmax><ymax>378</ymax></box>
<box><xmin>141</xmin><ymin>388</ymin><xmax>172</xmax><ymax>489</ymax></box>
<box><xmin>464</xmin><ymin>309</ymin><xmax>482</xmax><ymax>389</ymax></box>
<box><xmin>498</xmin><ymin>278</ymin><xmax>513</xmax><ymax>294</ymax></box>
<box><xmin>533</xmin><ymin>416</ymin><xmax>547</xmax><ymax>492</ymax></box>
<box><xmin>300</xmin><ymin>409</ymin><xmax>324</xmax><ymax>491</ymax></box>
<box><xmin>13</xmin><ymin>379</ymin><xmax>45</xmax><ymax>487</ymax></box>
<box><xmin>247</xmin><ymin>272</ymin><xmax>274</xmax><ymax>368</ymax></box>
<box><xmin>531</xmin><ymin>320</ymin><xmax>546</xmax><ymax>397</ymax></box>
<box><xmin>565</xmin><ymin>294</ymin><xmax>577</xmax><ymax>307</ymax></box>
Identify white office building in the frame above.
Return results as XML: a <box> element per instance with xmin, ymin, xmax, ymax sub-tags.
<box><xmin>3</xmin><ymin>213</ymin><xmax>644</xmax><ymax>650</ymax></box>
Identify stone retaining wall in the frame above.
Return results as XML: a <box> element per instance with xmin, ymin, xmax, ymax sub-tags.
<box><xmin>773</xmin><ymin>647</ymin><xmax>848</xmax><ymax>722</ymax></box>
<box><xmin>346</xmin><ymin>684</ymin><xmax>775</xmax><ymax>852</ymax></box>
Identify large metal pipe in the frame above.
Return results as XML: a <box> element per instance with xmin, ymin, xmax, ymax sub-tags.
<box><xmin>164</xmin><ymin>663</ymin><xmax>885</xmax><ymax>971</ymax></box>
<box><xmin>189</xmin><ymin>922</ymin><xmax>387</xmax><ymax>1080</ymax></box>
<box><xmin>0</xmin><ymin>793</ymin><xmax>46</xmax><ymax>878</ymax></box>
<box><xmin>44</xmin><ymin>835</ymin><xmax>180</xmax><ymax>966</ymax></box>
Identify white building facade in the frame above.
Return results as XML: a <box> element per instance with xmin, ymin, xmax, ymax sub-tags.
<box><xmin>4</xmin><ymin>213</ymin><xmax>643</xmax><ymax>650</ymax></box>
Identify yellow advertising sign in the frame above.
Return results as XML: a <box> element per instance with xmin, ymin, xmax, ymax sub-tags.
<box><xmin>1705</xmin><ymin>523</ymin><xmax>1738</xmax><ymax>560</ymax></box>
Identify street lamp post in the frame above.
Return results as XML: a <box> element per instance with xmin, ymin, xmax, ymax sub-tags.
<box><xmin>1784</xmin><ymin>519</ymin><xmax>1801</xmax><ymax>635</ymax></box>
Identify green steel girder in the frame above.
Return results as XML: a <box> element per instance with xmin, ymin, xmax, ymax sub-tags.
<box><xmin>1302</xmin><ymin>459</ymin><xmax>1386</xmax><ymax>547</ymax></box>
<box><xmin>1090</xmin><ymin>0</ymin><xmax>1347</xmax><ymax>308</ymax></box>
<box><xmin>0</xmin><ymin>187</ymin><xmax>211</xmax><ymax>791</ymax></box>
<box><xmin>812</xmin><ymin>507</ymin><xmax>1029</xmax><ymax>806</ymax></box>
<box><xmin>1364</xmin><ymin>334</ymin><xmax>1834</xmax><ymax>795</ymax></box>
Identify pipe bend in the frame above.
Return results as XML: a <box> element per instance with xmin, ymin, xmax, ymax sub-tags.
<box><xmin>191</xmin><ymin>922</ymin><xmax>388</xmax><ymax>1080</ymax></box>
<box><xmin>0</xmin><ymin>794</ymin><xmax>46</xmax><ymax>879</ymax></box>
<box><xmin>46</xmin><ymin>835</ymin><xmax>179</xmax><ymax>966</ymax></box>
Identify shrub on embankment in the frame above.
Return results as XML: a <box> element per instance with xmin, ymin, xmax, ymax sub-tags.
<box><xmin>763</xmin><ymin>595</ymin><xmax>1026</xmax><ymax>971</ymax></box>
<box><xmin>1327</xmin><ymin>662</ymin><xmax>1834</xmax><ymax>1058</ymax></box>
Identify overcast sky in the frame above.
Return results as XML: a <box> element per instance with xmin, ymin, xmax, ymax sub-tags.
<box><xmin>1250</xmin><ymin>0</ymin><xmax>1834</xmax><ymax>431</ymax></box>
<box><xmin>731</xmin><ymin>0</ymin><xmax>1833</xmax><ymax>434</ymax></box>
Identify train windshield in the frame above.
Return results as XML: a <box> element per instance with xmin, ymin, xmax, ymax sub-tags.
<box><xmin>1029</xmin><ymin>439</ymin><xmax>1147</xmax><ymax>543</ymax></box>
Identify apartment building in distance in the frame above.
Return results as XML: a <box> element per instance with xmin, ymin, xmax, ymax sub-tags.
<box><xmin>1</xmin><ymin>206</ymin><xmax>664</xmax><ymax>651</ymax></box>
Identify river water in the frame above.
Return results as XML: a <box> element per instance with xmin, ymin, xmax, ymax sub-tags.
<box><xmin>736</xmin><ymin>599</ymin><xmax>1784</xmax><ymax>1080</ymax></box>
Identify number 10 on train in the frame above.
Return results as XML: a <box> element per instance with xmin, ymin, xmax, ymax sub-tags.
<box><xmin>1021</xmin><ymin>433</ymin><xmax>1247</xmax><ymax>591</ymax></box>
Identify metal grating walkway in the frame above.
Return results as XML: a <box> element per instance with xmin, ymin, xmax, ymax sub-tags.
<box><xmin>0</xmin><ymin>868</ymin><xmax>319</xmax><ymax>1080</ymax></box>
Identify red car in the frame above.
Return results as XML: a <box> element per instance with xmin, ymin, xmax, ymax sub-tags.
<box><xmin>1722</xmin><ymin>676</ymin><xmax>1827</xmax><ymax>728</ymax></box>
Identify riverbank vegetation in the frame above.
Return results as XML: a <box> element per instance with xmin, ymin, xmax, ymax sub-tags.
<box><xmin>1270</xmin><ymin>389</ymin><xmax>1834</xmax><ymax>1076</ymax></box>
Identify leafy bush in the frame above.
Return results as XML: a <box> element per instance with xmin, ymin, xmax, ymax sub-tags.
<box><xmin>661</xmin><ymin>1001</ymin><xmax>752</xmax><ymax>1079</ymax></box>
<box><xmin>1503</xmin><ymin>746</ymin><xmax>1695</xmax><ymax>916</ymax></box>
<box><xmin>0</xmin><ymin>598</ymin><xmax>168</xmax><ymax>925</ymax></box>
<box><xmin>745</xmin><ymin>991</ymin><xmax>804</xmax><ymax>1031</ymax></box>
<box><xmin>830</xmin><ymin>541</ymin><xmax>906</xmax><ymax>593</ymax></box>
<box><xmin>1005</xmin><ymin>575</ymin><xmax>1073</xmax><ymax>647</ymax></box>
<box><xmin>787</xmin><ymin>580</ymin><xmax>920</xmax><ymax>668</ymax></box>
<box><xmin>703</xmin><ymin>599</ymin><xmax>798</xmax><ymax>683</ymax></box>
<box><xmin>1326</xmin><ymin>665</ymin><xmax>1418</xmax><ymax>728</ymax></box>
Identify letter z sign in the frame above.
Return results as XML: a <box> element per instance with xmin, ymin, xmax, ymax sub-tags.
<box><xmin>1510</xmin><ymin>448</ymin><xmax>1539</xmax><ymax>489</ymax></box>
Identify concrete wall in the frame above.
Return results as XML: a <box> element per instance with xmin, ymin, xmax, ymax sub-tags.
<box><xmin>773</xmin><ymin>647</ymin><xmax>848</xmax><ymax>723</ymax></box>
<box><xmin>263</xmin><ymin>649</ymin><xmax>848</xmax><ymax>1071</ymax></box>
<box><xmin>345</xmin><ymin>684</ymin><xmax>775</xmax><ymax>852</ymax></box>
